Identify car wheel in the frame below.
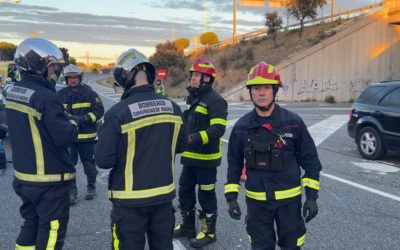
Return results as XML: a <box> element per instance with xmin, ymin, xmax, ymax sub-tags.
<box><xmin>356</xmin><ymin>126</ymin><xmax>385</xmax><ymax>160</ymax></box>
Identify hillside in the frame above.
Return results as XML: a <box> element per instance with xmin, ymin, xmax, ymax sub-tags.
<box><xmin>98</xmin><ymin>16</ymin><xmax>365</xmax><ymax>98</ymax></box>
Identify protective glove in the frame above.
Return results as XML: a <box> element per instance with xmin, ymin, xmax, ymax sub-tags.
<box><xmin>187</xmin><ymin>133</ymin><xmax>202</xmax><ymax>145</ymax></box>
<box><xmin>64</xmin><ymin>112</ymin><xmax>78</xmax><ymax>128</ymax></box>
<box><xmin>303</xmin><ymin>198</ymin><xmax>318</xmax><ymax>223</ymax></box>
<box><xmin>74</xmin><ymin>115</ymin><xmax>89</xmax><ymax>126</ymax></box>
<box><xmin>227</xmin><ymin>200</ymin><xmax>241</xmax><ymax>220</ymax></box>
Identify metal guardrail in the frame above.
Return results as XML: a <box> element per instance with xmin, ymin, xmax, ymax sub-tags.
<box><xmin>185</xmin><ymin>2</ymin><xmax>383</xmax><ymax>56</ymax></box>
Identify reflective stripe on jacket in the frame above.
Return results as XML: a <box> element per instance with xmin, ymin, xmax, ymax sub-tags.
<box><xmin>225</xmin><ymin>104</ymin><xmax>321</xmax><ymax>202</ymax></box>
<box><xmin>57</xmin><ymin>84</ymin><xmax>104</xmax><ymax>142</ymax></box>
<box><xmin>95</xmin><ymin>85</ymin><xmax>187</xmax><ymax>207</ymax></box>
<box><xmin>5</xmin><ymin>75</ymin><xmax>77</xmax><ymax>185</ymax></box>
<box><xmin>181</xmin><ymin>85</ymin><xmax>228</xmax><ymax>167</ymax></box>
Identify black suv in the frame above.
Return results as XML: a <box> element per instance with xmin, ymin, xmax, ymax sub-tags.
<box><xmin>347</xmin><ymin>81</ymin><xmax>400</xmax><ymax>160</ymax></box>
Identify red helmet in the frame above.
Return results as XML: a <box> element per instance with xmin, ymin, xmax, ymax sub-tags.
<box><xmin>189</xmin><ymin>58</ymin><xmax>216</xmax><ymax>78</ymax></box>
<box><xmin>246</xmin><ymin>62</ymin><xmax>282</xmax><ymax>87</ymax></box>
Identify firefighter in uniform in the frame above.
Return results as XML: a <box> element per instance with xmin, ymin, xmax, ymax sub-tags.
<box><xmin>57</xmin><ymin>64</ymin><xmax>104</xmax><ymax>204</ymax></box>
<box><xmin>94</xmin><ymin>48</ymin><xmax>186</xmax><ymax>250</ymax></box>
<box><xmin>173</xmin><ymin>58</ymin><xmax>228</xmax><ymax>248</ymax></box>
<box><xmin>155</xmin><ymin>79</ymin><xmax>166</xmax><ymax>96</ymax></box>
<box><xmin>6</xmin><ymin>38</ymin><xmax>78</xmax><ymax>249</ymax></box>
<box><xmin>224</xmin><ymin>62</ymin><xmax>322</xmax><ymax>250</ymax></box>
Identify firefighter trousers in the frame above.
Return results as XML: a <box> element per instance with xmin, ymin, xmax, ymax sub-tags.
<box><xmin>110</xmin><ymin>201</ymin><xmax>175</xmax><ymax>250</ymax></box>
<box><xmin>12</xmin><ymin>180</ymin><xmax>70</xmax><ymax>250</ymax></box>
<box><xmin>69</xmin><ymin>141</ymin><xmax>98</xmax><ymax>185</ymax></box>
<box><xmin>178</xmin><ymin>165</ymin><xmax>217</xmax><ymax>213</ymax></box>
<box><xmin>246</xmin><ymin>197</ymin><xmax>306</xmax><ymax>250</ymax></box>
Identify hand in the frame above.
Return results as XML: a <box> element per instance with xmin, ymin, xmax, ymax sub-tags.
<box><xmin>64</xmin><ymin>112</ymin><xmax>78</xmax><ymax>127</ymax></box>
<box><xmin>228</xmin><ymin>200</ymin><xmax>241</xmax><ymax>220</ymax></box>
<box><xmin>303</xmin><ymin>198</ymin><xmax>318</xmax><ymax>223</ymax></box>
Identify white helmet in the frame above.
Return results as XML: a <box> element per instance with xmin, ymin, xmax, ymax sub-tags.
<box><xmin>63</xmin><ymin>64</ymin><xmax>83</xmax><ymax>79</ymax></box>
<box><xmin>14</xmin><ymin>38</ymin><xmax>65</xmax><ymax>77</ymax></box>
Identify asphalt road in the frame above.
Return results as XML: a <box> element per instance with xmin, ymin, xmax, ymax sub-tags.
<box><xmin>1</xmin><ymin>75</ymin><xmax>399</xmax><ymax>250</ymax></box>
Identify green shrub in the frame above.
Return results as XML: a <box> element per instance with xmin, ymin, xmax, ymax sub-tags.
<box><xmin>325</xmin><ymin>95</ymin><xmax>336</xmax><ymax>103</ymax></box>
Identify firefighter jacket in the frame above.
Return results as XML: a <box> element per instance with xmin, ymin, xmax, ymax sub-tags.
<box><xmin>94</xmin><ymin>85</ymin><xmax>187</xmax><ymax>207</ymax></box>
<box><xmin>5</xmin><ymin>74</ymin><xmax>78</xmax><ymax>186</ymax></box>
<box><xmin>57</xmin><ymin>84</ymin><xmax>104</xmax><ymax>142</ymax></box>
<box><xmin>180</xmin><ymin>84</ymin><xmax>228</xmax><ymax>168</ymax></box>
<box><xmin>224</xmin><ymin>104</ymin><xmax>321</xmax><ymax>202</ymax></box>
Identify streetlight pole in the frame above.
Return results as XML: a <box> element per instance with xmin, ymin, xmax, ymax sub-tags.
<box><xmin>233</xmin><ymin>0</ymin><xmax>236</xmax><ymax>44</ymax></box>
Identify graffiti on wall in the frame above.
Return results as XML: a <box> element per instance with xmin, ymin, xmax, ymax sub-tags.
<box><xmin>295</xmin><ymin>79</ymin><xmax>338</xmax><ymax>95</ymax></box>
<box><xmin>348</xmin><ymin>79</ymin><xmax>371</xmax><ymax>93</ymax></box>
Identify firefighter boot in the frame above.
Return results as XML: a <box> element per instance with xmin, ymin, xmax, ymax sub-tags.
<box><xmin>173</xmin><ymin>208</ymin><xmax>196</xmax><ymax>239</ymax></box>
<box><xmin>190</xmin><ymin>211</ymin><xmax>217</xmax><ymax>248</ymax></box>
<box><xmin>85</xmin><ymin>184</ymin><xmax>96</xmax><ymax>200</ymax></box>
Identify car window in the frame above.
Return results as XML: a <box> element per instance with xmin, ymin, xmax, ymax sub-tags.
<box><xmin>356</xmin><ymin>86</ymin><xmax>385</xmax><ymax>104</ymax></box>
<box><xmin>380</xmin><ymin>88</ymin><xmax>400</xmax><ymax>106</ymax></box>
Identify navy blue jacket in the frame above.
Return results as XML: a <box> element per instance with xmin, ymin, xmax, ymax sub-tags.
<box><xmin>225</xmin><ymin>104</ymin><xmax>321</xmax><ymax>202</ymax></box>
<box><xmin>57</xmin><ymin>84</ymin><xmax>104</xmax><ymax>142</ymax></box>
<box><xmin>95</xmin><ymin>85</ymin><xmax>186</xmax><ymax>207</ymax></box>
<box><xmin>6</xmin><ymin>75</ymin><xmax>77</xmax><ymax>186</ymax></box>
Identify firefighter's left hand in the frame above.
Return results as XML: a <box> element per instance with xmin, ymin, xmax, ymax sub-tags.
<box><xmin>303</xmin><ymin>198</ymin><xmax>318</xmax><ymax>223</ymax></box>
<box><xmin>227</xmin><ymin>200</ymin><xmax>241</xmax><ymax>220</ymax></box>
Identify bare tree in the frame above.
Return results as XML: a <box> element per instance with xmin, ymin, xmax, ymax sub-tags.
<box><xmin>265</xmin><ymin>11</ymin><xmax>283</xmax><ymax>48</ymax></box>
<box><xmin>287</xmin><ymin>0</ymin><xmax>327</xmax><ymax>37</ymax></box>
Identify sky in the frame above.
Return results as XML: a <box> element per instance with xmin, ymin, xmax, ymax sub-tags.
<box><xmin>0</xmin><ymin>0</ymin><xmax>380</xmax><ymax>65</ymax></box>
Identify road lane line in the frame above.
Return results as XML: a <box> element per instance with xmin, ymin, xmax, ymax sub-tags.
<box><xmin>321</xmin><ymin>172</ymin><xmax>400</xmax><ymax>202</ymax></box>
<box><xmin>308</xmin><ymin>115</ymin><xmax>348</xmax><ymax>146</ymax></box>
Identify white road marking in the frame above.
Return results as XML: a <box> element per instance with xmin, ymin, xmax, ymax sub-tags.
<box><xmin>321</xmin><ymin>172</ymin><xmax>400</xmax><ymax>202</ymax></box>
<box><xmin>352</xmin><ymin>162</ymin><xmax>400</xmax><ymax>173</ymax></box>
<box><xmin>173</xmin><ymin>239</ymin><xmax>187</xmax><ymax>250</ymax></box>
<box><xmin>308</xmin><ymin>115</ymin><xmax>349</xmax><ymax>147</ymax></box>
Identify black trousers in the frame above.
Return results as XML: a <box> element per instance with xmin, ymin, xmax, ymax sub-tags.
<box><xmin>110</xmin><ymin>201</ymin><xmax>175</xmax><ymax>250</ymax></box>
<box><xmin>13</xmin><ymin>180</ymin><xmax>70</xmax><ymax>250</ymax></box>
<box><xmin>246</xmin><ymin>197</ymin><xmax>306</xmax><ymax>250</ymax></box>
<box><xmin>178</xmin><ymin>165</ymin><xmax>217</xmax><ymax>213</ymax></box>
<box><xmin>70</xmin><ymin>141</ymin><xmax>98</xmax><ymax>185</ymax></box>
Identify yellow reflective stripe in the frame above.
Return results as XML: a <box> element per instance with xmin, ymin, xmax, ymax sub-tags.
<box><xmin>198</xmin><ymin>63</ymin><xmax>215</xmax><ymax>68</ymax></box>
<box><xmin>29</xmin><ymin>116</ymin><xmax>44</xmax><ymax>175</ymax></box>
<box><xmin>14</xmin><ymin>171</ymin><xmax>75</xmax><ymax>182</ymax></box>
<box><xmin>88</xmin><ymin>112</ymin><xmax>96</xmax><ymax>122</ymax></box>
<box><xmin>246</xmin><ymin>77</ymin><xmax>279</xmax><ymax>85</ymax></box>
<box><xmin>15</xmin><ymin>244</ymin><xmax>36</xmax><ymax>250</ymax></box>
<box><xmin>171</xmin><ymin>123</ymin><xmax>181</xmax><ymax>178</ymax></box>
<box><xmin>210</xmin><ymin>118</ymin><xmax>227</xmax><ymax>126</ymax></box>
<box><xmin>63</xmin><ymin>104</ymin><xmax>68</xmax><ymax>109</ymax></box>
<box><xmin>200</xmin><ymin>184</ymin><xmax>215</xmax><ymax>191</ymax></box>
<box><xmin>302</xmin><ymin>178</ymin><xmax>320</xmax><ymax>191</ymax></box>
<box><xmin>199</xmin><ymin>130</ymin><xmax>209</xmax><ymax>144</ymax></box>
<box><xmin>125</xmin><ymin>130</ymin><xmax>135</xmax><ymax>191</ymax></box>
<box><xmin>224</xmin><ymin>183</ymin><xmax>240</xmax><ymax>194</ymax></box>
<box><xmin>194</xmin><ymin>105</ymin><xmax>208</xmax><ymax>114</ymax></box>
<box><xmin>297</xmin><ymin>234</ymin><xmax>305</xmax><ymax>246</ymax></box>
<box><xmin>182</xmin><ymin>139</ymin><xmax>222</xmax><ymax>160</ymax></box>
<box><xmin>5</xmin><ymin>101</ymin><xmax>42</xmax><ymax>120</ymax></box>
<box><xmin>245</xmin><ymin>189</ymin><xmax>267</xmax><ymax>201</ymax></box>
<box><xmin>71</xmin><ymin>102</ymin><xmax>91</xmax><ymax>109</ymax></box>
<box><xmin>109</xmin><ymin>183</ymin><xmax>175</xmax><ymax>199</ymax></box>
<box><xmin>186</xmin><ymin>104</ymin><xmax>191</xmax><ymax>110</ymax></box>
<box><xmin>46</xmin><ymin>220</ymin><xmax>59</xmax><ymax>250</ymax></box>
<box><xmin>182</xmin><ymin>151</ymin><xmax>221</xmax><ymax>160</ymax></box>
<box><xmin>275</xmin><ymin>186</ymin><xmax>302</xmax><ymax>200</ymax></box>
<box><xmin>112</xmin><ymin>223</ymin><xmax>120</xmax><ymax>250</ymax></box>
<box><xmin>121</xmin><ymin>114</ymin><xmax>182</xmax><ymax>133</ymax></box>
<box><xmin>77</xmin><ymin>133</ymin><xmax>97</xmax><ymax>139</ymax></box>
